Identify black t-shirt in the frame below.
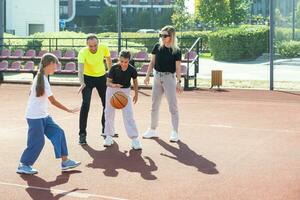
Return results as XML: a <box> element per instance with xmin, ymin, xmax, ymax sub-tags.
<box><xmin>108</xmin><ymin>64</ymin><xmax>137</xmax><ymax>88</ymax></box>
<box><xmin>151</xmin><ymin>43</ymin><xmax>182</xmax><ymax>73</ymax></box>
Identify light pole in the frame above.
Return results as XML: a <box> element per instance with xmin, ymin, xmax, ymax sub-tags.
<box><xmin>117</xmin><ymin>0</ymin><xmax>122</xmax><ymax>53</ymax></box>
<box><xmin>269</xmin><ymin>0</ymin><xmax>274</xmax><ymax>90</ymax></box>
<box><xmin>0</xmin><ymin>0</ymin><xmax>4</xmax><ymax>49</ymax></box>
<box><xmin>292</xmin><ymin>0</ymin><xmax>295</xmax><ymax>40</ymax></box>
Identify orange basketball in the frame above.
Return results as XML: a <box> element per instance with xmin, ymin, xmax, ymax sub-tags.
<box><xmin>110</xmin><ymin>91</ymin><xmax>128</xmax><ymax>109</ymax></box>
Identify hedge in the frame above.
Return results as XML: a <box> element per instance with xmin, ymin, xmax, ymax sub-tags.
<box><xmin>209</xmin><ymin>26</ymin><xmax>269</xmax><ymax>61</ymax></box>
<box><xmin>277</xmin><ymin>40</ymin><xmax>300</xmax><ymax>58</ymax></box>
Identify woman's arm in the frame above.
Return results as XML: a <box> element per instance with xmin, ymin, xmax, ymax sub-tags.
<box><xmin>48</xmin><ymin>95</ymin><xmax>80</xmax><ymax>113</ymax></box>
<box><xmin>175</xmin><ymin>61</ymin><xmax>183</xmax><ymax>93</ymax></box>
<box><xmin>144</xmin><ymin>54</ymin><xmax>155</xmax><ymax>85</ymax></box>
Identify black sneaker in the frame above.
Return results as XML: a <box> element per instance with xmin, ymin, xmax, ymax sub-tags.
<box><xmin>79</xmin><ymin>136</ymin><xmax>87</xmax><ymax>145</ymax></box>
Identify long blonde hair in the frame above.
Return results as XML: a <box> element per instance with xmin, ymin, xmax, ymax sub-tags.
<box><xmin>159</xmin><ymin>25</ymin><xmax>179</xmax><ymax>54</ymax></box>
<box><xmin>36</xmin><ymin>53</ymin><xmax>58</xmax><ymax>97</ymax></box>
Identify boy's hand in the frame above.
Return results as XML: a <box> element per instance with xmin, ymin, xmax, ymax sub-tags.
<box><xmin>112</xmin><ymin>83</ymin><xmax>123</xmax><ymax>88</ymax></box>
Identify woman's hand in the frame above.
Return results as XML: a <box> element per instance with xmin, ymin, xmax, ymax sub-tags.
<box><xmin>144</xmin><ymin>76</ymin><xmax>150</xmax><ymax>85</ymax></box>
<box><xmin>176</xmin><ymin>82</ymin><xmax>183</xmax><ymax>94</ymax></box>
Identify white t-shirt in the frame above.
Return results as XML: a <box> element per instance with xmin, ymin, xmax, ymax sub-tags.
<box><xmin>25</xmin><ymin>75</ymin><xmax>53</xmax><ymax>119</ymax></box>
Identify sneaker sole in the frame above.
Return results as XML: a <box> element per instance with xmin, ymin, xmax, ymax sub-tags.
<box><xmin>16</xmin><ymin>169</ymin><xmax>38</xmax><ymax>175</ymax></box>
<box><xmin>169</xmin><ymin>139</ymin><xmax>179</xmax><ymax>143</ymax></box>
<box><xmin>132</xmin><ymin>147</ymin><xmax>142</xmax><ymax>150</ymax></box>
<box><xmin>78</xmin><ymin>142</ymin><xmax>87</xmax><ymax>146</ymax></box>
<box><xmin>62</xmin><ymin>162</ymin><xmax>81</xmax><ymax>171</ymax></box>
<box><xmin>142</xmin><ymin>136</ymin><xmax>158</xmax><ymax>139</ymax></box>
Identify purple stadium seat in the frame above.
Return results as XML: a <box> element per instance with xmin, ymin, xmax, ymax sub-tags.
<box><xmin>184</xmin><ymin>51</ymin><xmax>197</xmax><ymax>61</ymax></box>
<box><xmin>21</xmin><ymin>61</ymin><xmax>35</xmax><ymax>72</ymax></box>
<box><xmin>180</xmin><ymin>64</ymin><xmax>187</xmax><ymax>75</ymax></box>
<box><xmin>37</xmin><ymin>50</ymin><xmax>48</xmax><ymax>58</ymax></box>
<box><xmin>0</xmin><ymin>60</ymin><xmax>8</xmax><ymax>71</ymax></box>
<box><xmin>22</xmin><ymin>49</ymin><xmax>36</xmax><ymax>59</ymax></box>
<box><xmin>62</xmin><ymin>62</ymin><xmax>76</xmax><ymax>73</ymax></box>
<box><xmin>7</xmin><ymin>61</ymin><xmax>21</xmax><ymax>71</ymax></box>
<box><xmin>110</xmin><ymin>50</ymin><xmax>118</xmax><ymax>60</ymax></box>
<box><xmin>138</xmin><ymin>64</ymin><xmax>149</xmax><ymax>76</ymax></box>
<box><xmin>52</xmin><ymin>50</ymin><xmax>62</xmax><ymax>58</ymax></box>
<box><xmin>61</xmin><ymin>50</ymin><xmax>75</xmax><ymax>60</ymax></box>
<box><xmin>134</xmin><ymin>51</ymin><xmax>148</xmax><ymax>61</ymax></box>
<box><xmin>9</xmin><ymin>49</ymin><xmax>24</xmax><ymax>59</ymax></box>
<box><xmin>0</xmin><ymin>49</ymin><xmax>11</xmax><ymax>59</ymax></box>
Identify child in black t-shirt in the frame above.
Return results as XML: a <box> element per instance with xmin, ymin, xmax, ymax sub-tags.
<box><xmin>103</xmin><ymin>50</ymin><xmax>142</xmax><ymax>150</ymax></box>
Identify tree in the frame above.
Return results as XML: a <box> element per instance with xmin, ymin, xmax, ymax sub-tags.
<box><xmin>171</xmin><ymin>0</ymin><xmax>193</xmax><ymax>31</ymax></box>
<box><xmin>97</xmin><ymin>7</ymin><xmax>117</xmax><ymax>32</ymax></box>
<box><xmin>197</xmin><ymin>0</ymin><xmax>230</xmax><ymax>27</ymax></box>
<box><xmin>296</xmin><ymin>1</ymin><xmax>300</xmax><ymax>28</ymax></box>
<box><xmin>228</xmin><ymin>0</ymin><xmax>250</xmax><ymax>25</ymax></box>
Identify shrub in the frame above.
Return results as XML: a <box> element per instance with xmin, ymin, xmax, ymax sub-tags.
<box><xmin>209</xmin><ymin>26</ymin><xmax>269</xmax><ymax>61</ymax></box>
<box><xmin>277</xmin><ymin>40</ymin><xmax>300</xmax><ymax>58</ymax></box>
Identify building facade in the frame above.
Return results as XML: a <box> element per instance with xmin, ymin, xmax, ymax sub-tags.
<box><xmin>5</xmin><ymin>0</ymin><xmax>59</xmax><ymax>36</ymax></box>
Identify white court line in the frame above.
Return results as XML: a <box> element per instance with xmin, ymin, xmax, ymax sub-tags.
<box><xmin>133</xmin><ymin>118</ymin><xmax>300</xmax><ymax>134</ymax></box>
<box><xmin>0</xmin><ymin>181</ymin><xmax>128</xmax><ymax>200</ymax></box>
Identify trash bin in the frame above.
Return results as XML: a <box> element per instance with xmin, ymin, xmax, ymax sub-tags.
<box><xmin>211</xmin><ymin>70</ymin><xmax>222</xmax><ymax>88</ymax></box>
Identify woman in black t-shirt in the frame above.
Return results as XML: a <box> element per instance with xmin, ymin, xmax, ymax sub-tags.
<box><xmin>143</xmin><ymin>25</ymin><xmax>183</xmax><ymax>142</ymax></box>
<box><xmin>104</xmin><ymin>50</ymin><xmax>142</xmax><ymax>150</ymax></box>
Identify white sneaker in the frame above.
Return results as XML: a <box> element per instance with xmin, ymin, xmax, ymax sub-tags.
<box><xmin>143</xmin><ymin>129</ymin><xmax>158</xmax><ymax>139</ymax></box>
<box><xmin>170</xmin><ymin>130</ymin><xmax>179</xmax><ymax>142</ymax></box>
<box><xmin>103</xmin><ymin>135</ymin><xmax>114</xmax><ymax>147</ymax></box>
<box><xmin>132</xmin><ymin>138</ymin><xmax>142</xmax><ymax>150</ymax></box>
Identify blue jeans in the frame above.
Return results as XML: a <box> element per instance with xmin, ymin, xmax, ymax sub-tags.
<box><xmin>20</xmin><ymin>116</ymin><xmax>68</xmax><ymax>165</ymax></box>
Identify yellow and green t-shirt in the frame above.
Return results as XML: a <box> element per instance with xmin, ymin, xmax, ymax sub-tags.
<box><xmin>78</xmin><ymin>45</ymin><xmax>110</xmax><ymax>77</ymax></box>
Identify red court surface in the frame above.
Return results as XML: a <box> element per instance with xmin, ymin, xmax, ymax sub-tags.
<box><xmin>0</xmin><ymin>83</ymin><xmax>299</xmax><ymax>200</ymax></box>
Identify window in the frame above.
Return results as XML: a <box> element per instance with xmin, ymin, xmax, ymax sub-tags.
<box><xmin>60</xmin><ymin>6</ymin><xmax>68</xmax><ymax>16</ymax></box>
<box><xmin>28</xmin><ymin>24</ymin><xmax>44</xmax><ymax>35</ymax></box>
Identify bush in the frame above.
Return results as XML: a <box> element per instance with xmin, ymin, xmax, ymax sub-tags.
<box><xmin>277</xmin><ymin>40</ymin><xmax>300</xmax><ymax>58</ymax></box>
<box><xmin>275</xmin><ymin>28</ymin><xmax>300</xmax><ymax>41</ymax></box>
<box><xmin>209</xmin><ymin>26</ymin><xmax>269</xmax><ymax>61</ymax></box>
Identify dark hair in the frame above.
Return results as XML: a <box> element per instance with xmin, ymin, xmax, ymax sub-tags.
<box><xmin>86</xmin><ymin>34</ymin><xmax>98</xmax><ymax>42</ymax></box>
<box><xmin>36</xmin><ymin>53</ymin><xmax>58</xmax><ymax>97</ymax></box>
<box><xmin>119</xmin><ymin>50</ymin><xmax>131</xmax><ymax>59</ymax></box>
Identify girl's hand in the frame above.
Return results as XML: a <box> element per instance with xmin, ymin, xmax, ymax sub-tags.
<box><xmin>68</xmin><ymin>107</ymin><xmax>80</xmax><ymax>113</ymax></box>
<box><xmin>133</xmin><ymin>94</ymin><xmax>138</xmax><ymax>104</ymax></box>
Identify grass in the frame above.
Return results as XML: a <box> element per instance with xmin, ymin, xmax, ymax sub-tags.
<box><xmin>199</xmin><ymin>52</ymin><xmax>213</xmax><ymax>59</ymax></box>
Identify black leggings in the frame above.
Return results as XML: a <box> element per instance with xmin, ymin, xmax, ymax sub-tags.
<box><xmin>79</xmin><ymin>75</ymin><xmax>107</xmax><ymax>136</ymax></box>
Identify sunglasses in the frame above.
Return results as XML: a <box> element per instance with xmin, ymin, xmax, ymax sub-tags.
<box><xmin>159</xmin><ymin>34</ymin><xmax>171</xmax><ymax>38</ymax></box>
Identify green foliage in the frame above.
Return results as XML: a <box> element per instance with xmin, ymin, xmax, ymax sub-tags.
<box><xmin>209</xmin><ymin>26</ymin><xmax>269</xmax><ymax>61</ymax></box>
<box><xmin>198</xmin><ymin>0</ymin><xmax>230</xmax><ymax>26</ymax></box>
<box><xmin>277</xmin><ymin>40</ymin><xmax>300</xmax><ymax>58</ymax></box>
<box><xmin>275</xmin><ymin>28</ymin><xmax>300</xmax><ymax>41</ymax></box>
<box><xmin>97</xmin><ymin>6</ymin><xmax>117</xmax><ymax>32</ymax></box>
<box><xmin>171</xmin><ymin>0</ymin><xmax>194</xmax><ymax>31</ymax></box>
<box><xmin>228</xmin><ymin>0</ymin><xmax>250</xmax><ymax>25</ymax></box>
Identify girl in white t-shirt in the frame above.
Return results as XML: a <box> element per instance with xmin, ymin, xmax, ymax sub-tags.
<box><xmin>17</xmin><ymin>53</ymin><xmax>81</xmax><ymax>175</ymax></box>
